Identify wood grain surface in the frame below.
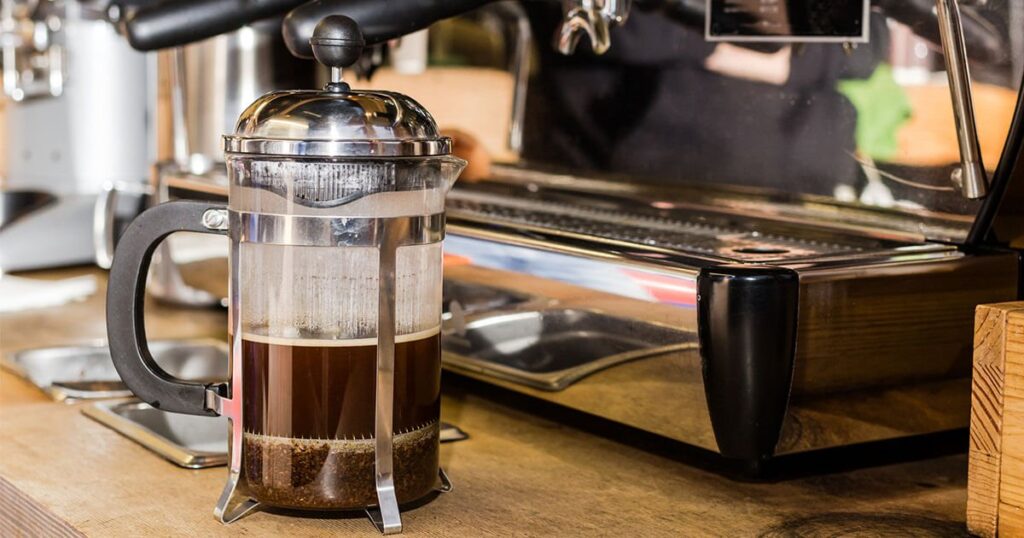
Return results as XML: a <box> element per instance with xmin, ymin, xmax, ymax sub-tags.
<box><xmin>0</xmin><ymin>267</ymin><xmax>974</xmax><ymax>536</ymax></box>
<box><xmin>969</xmin><ymin>302</ymin><xmax>1024</xmax><ymax>537</ymax></box>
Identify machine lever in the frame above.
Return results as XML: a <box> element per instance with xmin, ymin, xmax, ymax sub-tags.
<box><xmin>935</xmin><ymin>0</ymin><xmax>988</xmax><ymax>199</ymax></box>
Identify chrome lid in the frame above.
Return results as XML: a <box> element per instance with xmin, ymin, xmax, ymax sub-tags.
<box><xmin>223</xmin><ymin>89</ymin><xmax>452</xmax><ymax>157</ymax></box>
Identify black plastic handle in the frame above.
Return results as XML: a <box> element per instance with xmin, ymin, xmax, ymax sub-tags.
<box><xmin>283</xmin><ymin>0</ymin><xmax>493</xmax><ymax>58</ymax></box>
<box><xmin>107</xmin><ymin>200</ymin><xmax>228</xmax><ymax>416</ymax></box>
<box><xmin>124</xmin><ymin>0</ymin><xmax>306</xmax><ymax>50</ymax></box>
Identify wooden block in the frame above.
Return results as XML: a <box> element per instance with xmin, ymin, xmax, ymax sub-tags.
<box><xmin>969</xmin><ymin>302</ymin><xmax>1024</xmax><ymax>537</ymax></box>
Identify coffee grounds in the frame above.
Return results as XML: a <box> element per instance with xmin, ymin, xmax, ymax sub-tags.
<box><xmin>243</xmin><ymin>422</ymin><xmax>439</xmax><ymax>509</ymax></box>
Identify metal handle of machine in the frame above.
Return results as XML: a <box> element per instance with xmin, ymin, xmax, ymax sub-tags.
<box><xmin>935</xmin><ymin>0</ymin><xmax>988</xmax><ymax>199</ymax></box>
<box><xmin>488</xmin><ymin>2</ymin><xmax>532</xmax><ymax>154</ymax></box>
<box><xmin>283</xmin><ymin>0</ymin><xmax>492</xmax><ymax>58</ymax></box>
<box><xmin>122</xmin><ymin>0</ymin><xmax>305</xmax><ymax>50</ymax></box>
<box><xmin>106</xmin><ymin>200</ymin><xmax>229</xmax><ymax>416</ymax></box>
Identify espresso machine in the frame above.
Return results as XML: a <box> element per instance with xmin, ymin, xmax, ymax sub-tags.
<box><xmin>0</xmin><ymin>0</ymin><xmax>153</xmax><ymax>272</ymax></box>
<box><xmin>113</xmin><ymin>0</ymin><xmax>1024</xmax><ymax>473</ymax></box>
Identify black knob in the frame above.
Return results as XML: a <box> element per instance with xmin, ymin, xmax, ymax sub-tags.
<box><xmin>310</xmin><ymin>15</ymin><xmax>365</xmax><ymax>69</ymax></box>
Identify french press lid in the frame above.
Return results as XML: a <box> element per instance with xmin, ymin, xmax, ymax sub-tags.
<box><xmin>224</xmin><ymin>16</ymin><xmax>451</xmax><ymax>158</ymax></box>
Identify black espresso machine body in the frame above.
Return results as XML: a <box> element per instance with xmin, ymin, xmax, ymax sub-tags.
<box><xmin>119</xmin><ymin>0</ymin><xmax>1024</xmax><ymax>467</ymax></box>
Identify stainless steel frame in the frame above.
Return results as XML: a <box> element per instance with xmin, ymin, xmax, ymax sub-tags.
<box><xmin>223</xmin><ymin>136</ymin><xmax>453</xmax><ymax>158</ymax></box>
<box><xmin>206</xmin><ymin>209</ymin><xmax>447</xmax><ymax>531</ymax></box>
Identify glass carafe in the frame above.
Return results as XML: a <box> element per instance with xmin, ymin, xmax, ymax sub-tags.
<box><xmin>106</xmin><ymin>17</ymin><xmax>465</xmax><ymax>530</ymax></box>
<box><xmin>230</xmin><ymin>152</ymin><xmax>463</xmax><ymax>511</ymax></box>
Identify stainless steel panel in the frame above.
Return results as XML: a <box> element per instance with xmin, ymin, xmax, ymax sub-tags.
<box><xmin>441</xmin><ymin>245</ymin><xmax>1018</xmax><ymax>455</ymax></box>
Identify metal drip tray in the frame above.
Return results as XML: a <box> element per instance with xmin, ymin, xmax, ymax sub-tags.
<box><xmin>443</xmin><ymin>280</ymin><xmax>532</xmax><ymax>317</ymax></box>
<box><xmin>447</xmin><ymin>186</ymin><xmax>916</xmax><ymax>263</ymax></box>
<box><xmin>2</xmin><ymin>339</ymin><xmax>228</xmax><ymax>402</ymax></box>
<box><xmin>83</xmin><ymin>400</ymin><xmax>229</xmax><ymax>469</ymax></box>
<box><xmin>442</xmin><ymin>309</ymin><xmax>697</xmax><ymax>390</ymax></box>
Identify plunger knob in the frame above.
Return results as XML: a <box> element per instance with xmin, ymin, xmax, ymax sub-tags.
<box><xmin>309</xmin><ymin>15</ymin><xmax>365</xmax><ymax>91</ymax></box>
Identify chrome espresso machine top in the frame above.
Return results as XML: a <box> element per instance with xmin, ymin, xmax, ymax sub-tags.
<box><xmin>117</xmin><ymin>0</ymin><xmax>1024</xmax><ymax>472</ymax></box>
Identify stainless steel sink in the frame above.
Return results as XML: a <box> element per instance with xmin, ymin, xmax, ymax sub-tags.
<box><xmin>442</xmin><ymin>309</ymin><xmax>697</xmax><ymax>391</ymax></box>
<box><xmin>2</xmin><ymin>339</ymin><xmax>228</xmax><ymax>402</ymax></box>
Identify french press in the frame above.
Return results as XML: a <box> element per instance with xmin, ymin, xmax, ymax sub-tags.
<box><xmin>107</xmin><ymin>16</ymin><xmax>465</xmax><ymax>533</ymax></box>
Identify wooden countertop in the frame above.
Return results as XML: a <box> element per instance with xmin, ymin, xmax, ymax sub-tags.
<box><xmin>1</xmin><ymin>267</ymin><xmax>971</xmax><ymax>536</ymax></box>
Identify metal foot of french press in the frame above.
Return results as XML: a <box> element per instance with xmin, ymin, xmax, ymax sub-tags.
<box><xmin>367</xmin><ymin>223</ymin><xmax>405</xmax><ymax>535</ymax></box>
<box><xmin>437</xmin><ymin>467</ymin><xmax>453</xmax><ymax>493</ymax></box>
<box><xmin>213</xmin><ymin>470</ymin><xmax>261</xmax><ymax>524</ymax></box>
<box><xmin>365</xmin><ymin>468</ymin><xmax>453</xmax><ymax>534</ymax></box>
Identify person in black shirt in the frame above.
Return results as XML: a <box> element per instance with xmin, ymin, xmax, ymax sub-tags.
<box><xmin>520</xmin><ymin>6</ymin><xmax>888</xmax><ymax>196</ymax></box>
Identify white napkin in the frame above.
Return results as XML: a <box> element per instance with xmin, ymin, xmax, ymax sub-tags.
<box><xmin>0</xmin><ymin>274</ymin><xmax>98</xmax><ymax>313</ymax></box>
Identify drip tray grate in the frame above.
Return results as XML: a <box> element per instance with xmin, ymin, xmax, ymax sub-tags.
<box><xmin>447</xmin><ymin>189</ymin><xmax>907</xmax><ymax>262</ymax></box>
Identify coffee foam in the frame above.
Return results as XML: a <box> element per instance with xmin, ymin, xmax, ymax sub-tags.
<box><xmin>240</xmin><ymin>325</ymin><xmax>440</xmax><ymax>348</ymax></box>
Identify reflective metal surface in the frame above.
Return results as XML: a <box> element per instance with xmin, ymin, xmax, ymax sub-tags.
<box><xmin>935</xmin><ymin>0</ymin><xmax>988</xmax><ymax>199</ymax></box>
<box><xmin>448</xmin><ymin>179</ymin><xmax>947</xmax><ymax>265</ymax></box>
<box><xmin>83</xmin><ymin>400</ymin><xmax>229</xmax><ymax>469</ymax></box>
<box><xmin>226</xmin><ymin>90</ymin><xmax>451</xmax><ymax>157</ymax></box>
<box><xmin>442</xmin><ymin>246</ymin><xmax>1017</xmax><ymax>455</ymax></box>
<box><xmin>3</xmin><ymin>1</ymin><xmax>150</xmax><ymax>196</ymax></box>
<box><xmin>486</xmin><ymin>2</ymin><xmax>532</xmax><ymax>154</ymax></box>
<box><xmin>485</xmin><ymin>165</ymin><xmax>975</xmax><ymax>243</ymax></box>
<box><xmin>171</xmin><ymin>21</ymin><xmax>295</xmax><ymax>175</ymax></box>
<box><xmin>555</xmin><ymin>0</ymin><xmax>630</xmax><ymax>55</ymax></box>
<box><xmin>1</xmin><ymin>0</ymin><xmax>65</xmax><ymax>101</ymax></box>
<box><xmin>373</xmin><ymin>218</ymin><xmax>403</xmax><ymax>535</ymax></box>
<box><xmin>443</xmin><ymin>308</ymin><xmax>697</xmax><ymax>390</ymax></box>
<box><xmin>236</xmin><ymin>211</ymin><xmax>443</xmax><ymax>247</ymax></box>
<box><xmin>2</xmin><ymin>340</ymin><xmax>228</xmax><ymax>402</ymax></box>
<box><xmin>443</xmin><ymin>279</ymin><xmax>532</xmax><ymax>316</ymax></box>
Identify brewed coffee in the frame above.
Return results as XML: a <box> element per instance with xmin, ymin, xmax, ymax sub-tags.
<box><xmin>241</xmin><ymin>328</ymin><xmax>441</xmax><ymax>509</ymax></box>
